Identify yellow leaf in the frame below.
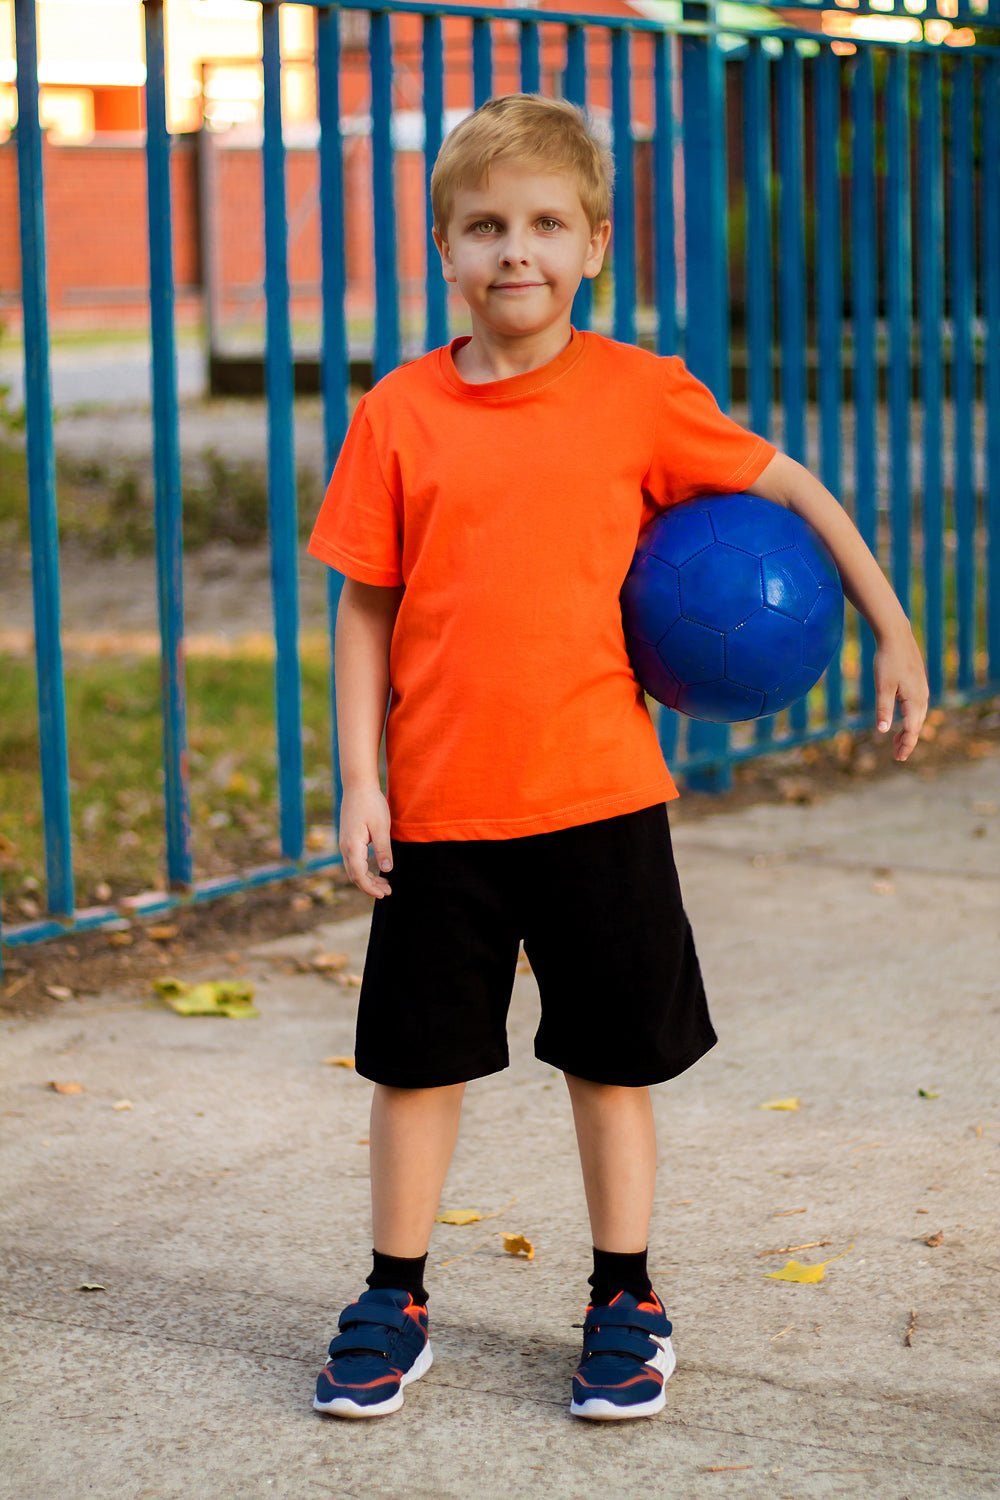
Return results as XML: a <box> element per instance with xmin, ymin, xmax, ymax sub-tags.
<box><xmin>765</xmin><ymin>1244</ymin><xmax>852</xmax><ymax>1283</ymax></box>
<box><xmin>435</xmin><ymin>1209</ymin><xmax>482</xmax><ymax>1225</ymax></box>
<box><xmin>48</xmin><ymin>1080</ymin><xmax>84</xmax><ymax>1095</ymax></box>
<box><xmin>322</xmin><ymin>1055</ymin><xmax>356</xmax><ymax>1069</ymax></box>
<box><xmin>502</xmin><ymin>1233</ymin><xmax>535</xmax><ymax>1260</ymax></box>
<box><xmin>760</xmin><ymin>1098</ymin><xmax>800</xmax><ymax>1111</ymax></box>
<box><xmin>153</xmin><ymin>977</ymin><xmax>258</xmax><ymax>1018</ymax></box>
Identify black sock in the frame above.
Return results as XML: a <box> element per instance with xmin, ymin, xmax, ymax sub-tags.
<box><xmin>366</xmin><ymin>1249</ymin><xmax>429</xmax><ymax>1307</ymax></box>
<box><xmin>588</xmin><ymin>1247</ymin><xmax>653</xmax><ymax>1308</ymax></box>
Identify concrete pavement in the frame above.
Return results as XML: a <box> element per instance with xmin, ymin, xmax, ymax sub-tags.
<box><xmin>2</xmin><ymin>752</ymin><xmax>999</xmax><ymax>1499</ymax></box>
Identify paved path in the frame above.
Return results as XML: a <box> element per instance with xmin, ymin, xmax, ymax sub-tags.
<box><xmin>2</xmin><ymin>754</ymin><xmax>999</xmax><ymax>1499</ymax></box>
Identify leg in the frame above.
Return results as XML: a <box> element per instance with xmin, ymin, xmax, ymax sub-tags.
<box><xmin>370</xmin><ymin>1081</ymin><xmax>466</xmax><ymax>1257</ymax></box>
<box><xmin>564</xmin><ymin>1072</ymin><xmax>656</xmax><ymax>1252</ymax></box>
<box><xmin>565</xmin><ymin>1073</ymin><xmax>674</xmax><ymax>1423</ymax></box>
<box><xmin>314</xmin><ymin>1081</ymin><xmax>464</xmax><ymax>1419</ymax></box>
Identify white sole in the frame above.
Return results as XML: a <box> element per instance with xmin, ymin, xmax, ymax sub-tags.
<box><xmin>313</xmin><ymin>1340</ymin><xmax>433</xmax><ymax>1419</ymax></box>
<box><xmin>570</xmin><ymin>1335</ymin><xmax>676</xmax><ymax>1422</ymax></box>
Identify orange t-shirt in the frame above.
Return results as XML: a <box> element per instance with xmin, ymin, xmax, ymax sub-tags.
<box><xmin>308</xmin><ymin>331</ymin><xmax>775</xmax><ymax>842</ymax></box>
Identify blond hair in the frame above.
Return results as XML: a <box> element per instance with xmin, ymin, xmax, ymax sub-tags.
<box><xmin>430</xmin><ymin>93</ymin><xmax>613</xmax><ymax>234</ymax></box>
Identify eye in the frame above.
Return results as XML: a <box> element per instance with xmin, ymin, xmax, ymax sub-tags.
<box><xmin>471</xmin><ymin>219</ymin><xmax>499</xmax><ymax>234</ymax></box>
<box><xmin>537</xmin><ymin>218</ymin><xmax>561</xmax><ymax>231</ymax></box>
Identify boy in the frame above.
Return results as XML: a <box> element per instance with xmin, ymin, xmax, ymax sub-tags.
<box><xmin>307</xmin><ymin>94</ymin><xmax>928</xmax><ymax>1422</ymax></box>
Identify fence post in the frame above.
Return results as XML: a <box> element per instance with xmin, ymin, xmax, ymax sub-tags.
<box><xmin>12</xmin><ymin>0</ymin><xmax>74</xmax><ymax>922</ymax></box>
<box><xmin>680</xmin><ymin>0</ymin><xmax>731</xmax><ymax>790</ymax></box>
<box><xmin>143</xmin><ymin>0</ymin><xmax>193</xmax><ymax>890</ymax></box>
<box><xmin>261</xmin><ymin>1</ymin><xmax>306</xmax><ymax>862</ymax></box>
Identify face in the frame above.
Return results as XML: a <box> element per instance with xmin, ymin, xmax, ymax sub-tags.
<box><xmin>434</xmin><ymin>166</ymin><xmax>611</xmax><ymax>349</ymax></box>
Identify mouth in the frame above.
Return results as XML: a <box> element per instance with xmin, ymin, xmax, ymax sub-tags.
<box><xmin>492</xmin><ymin>281</ymin><xmax>544</xmax><ymax>290</ymax></box>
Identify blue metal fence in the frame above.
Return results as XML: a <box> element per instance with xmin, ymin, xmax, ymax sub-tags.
<box><xmin>4</xmin><ymin>0</ymin><xmax>1000</xmax><ymax>958</ymax></box>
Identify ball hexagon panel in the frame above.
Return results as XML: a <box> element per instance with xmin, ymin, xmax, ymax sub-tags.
<box><xmin>708</xmin><ymin>493</ymin><xmax>798</xmax><ymax>554</ymax></box>
<box><xmin>677</xmin><ymin>677</ymin><xmax>766</xmax><ymax>723</ymax></box>
<box><xmin>725</xmin><ymin>610</ymin><xmax>805</xmax><ymax>693</ymax></box>
<box><xmin>659</xmin><ymin>615</ymin><xmax>726</xmax><ymax>684</ymax></box>
<box><xmin>802</xmin><ymin>586</ymin><xmax>845</xmax><ymax>671</ymax></box>
<box><xmin>647</xmin><ymin>507</ymin><xmax>716</xmax><ymax>567</ymax></box>
<box><xmin>625</xmin><ymin>554</ymin><xmax>681</xmax><ymax>644</ymax></box>
<box><xmin>678</xmin><ymin>544</ymin><xmax>763</xmax><ymax>633</ymax></box>
<box><xmin>627</xmin><ymin>634</ymin><xmax>681</xmax><ymax>709</ymax></box>
<box><xmin>762</xmin><ymin>548</ymin><xmax>822</xmax><ymax>621</ymax></box>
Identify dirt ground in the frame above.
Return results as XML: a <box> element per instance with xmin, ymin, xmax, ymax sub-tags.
<box><xmin>4</xmin><ymin>693</ymin><xmax>998</xmax><ymax>1020</ymax></box>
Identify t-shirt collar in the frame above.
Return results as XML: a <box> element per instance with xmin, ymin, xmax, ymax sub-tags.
<box><xmin>438</xmin><ymin>328</ymin><xmax>587</xmax><ymax>400</ymax></box>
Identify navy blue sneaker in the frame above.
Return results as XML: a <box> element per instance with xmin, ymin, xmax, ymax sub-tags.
<box><xmin>313</xmin><ymin>1288</ymin><xmax>432</xmax><ymax>1418</ymax></box>
<box><xmin>570</xmin><ymin>1290</ymin><xmax>675</xmax><ymax>1420</ymax></box>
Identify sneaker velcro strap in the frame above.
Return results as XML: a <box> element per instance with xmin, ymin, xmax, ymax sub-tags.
<box><xmin>581</xmin><ymin>1327</ymin><xmax>658</xmax><ymax>1362</ymax></box>
<box><xmin>327</xmin><ymin>1326</ymin><xmax>396</xmax><ymax>1359</ymax></box>
<box><xmin>583</xmin><ymin>1303</ymin><xmax>672</xmax><ymax>1338</ymax></box>
<box><xmin>338</xmin><ymin>1301</ymin><xmax>409</xmax><ymax>1334</ymax></box>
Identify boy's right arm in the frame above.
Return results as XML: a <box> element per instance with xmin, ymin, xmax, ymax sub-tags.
<box><xmin>335</xmin><ymin>577</ymin><xmax>404</xmax><ymax>898</ymax></box>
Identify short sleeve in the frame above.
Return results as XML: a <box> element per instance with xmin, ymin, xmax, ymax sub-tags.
<box><xmin>645</xmin><ymin>357</ymin><xmax>776</xmax><ymax>511</ymax></box>
<box><xmin>307</xmin><ymin>397</ymin><xmax>404</xmax><ymax>586</ymax></box>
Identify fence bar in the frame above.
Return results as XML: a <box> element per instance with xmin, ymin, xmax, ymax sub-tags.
<box><xmin>743</xmin><ymin>40</ymin><xmax>772</xmax><ymax>443</ymax></box>
<box><xmin>985</xmin><ymin>55</ymin><xmax>1000</xmax><ymax>682</ymax></box>
<box><xmin>422</xmin><ymin>13</ymin><xmax>448</xmax><ymax>350</ymax></box>
<box><xmin>814</xmin><ymin>45</ymin><xmax>844</xmax><ymax>723</ymax></box>
<box><xmin>143</xmin><ymin>0</ymin><xmax>192</xmax><ymax>889</ymax></box>
<box><xmin>949</xmin><ymin>53</ymin><xmax>976</xmax><ymax>691</ymax></box>
<box><xmin>917</xmin><ymin>51</ymin><xmax>944</xmax><ymax>699</ymax></box>
<box><xmin>611</xmin><ymin>28</ymin><xmax>637</xmax><ymax>347</ymax></box>
<box><xmin>316</xmin><ymin>2</ymin><xmax>350</xmax><ymax>824</ymax></box>
<box><xmin>12</xmin><ymin>0</ymin><xmax>74</xmax><ymax>922</ymax></box>
<box><xmin>680</xmin><ymin>3</ymin><xmax>731</xmax><ymax>788</ymax></box>
<box><xmin>885</xmin><ymin>50</ymin><xmax>912</xmax><ymax>620</ymax></box>
<box><xmin>519</xmin><ymin>18</ymin><xmax>541</xmax><ymax>93</ymax></box>
<box><xmin>472</xmin><ymin>15</ymin><xmax>493</xmax><ymax>106</ymax></box>
<box><xmin>370</xmin><ymin>10</ymin><xmax>401</xmax><ymax>380</ymax></box>
<box><xmin>850</xmin><ymin>47</ymin><xmax>877</xmax><ymax>711</ymax></box>
<box><xmin>261</xmin><ymin>3</ymin><xmax>305</xmax><ymax>862</ymax></box>
<box><xmin>776</xmin><ymin>42</ymin><xmax>805</xmax><ymax>471</ymax></box>
<box><xmin>563</xmin><ymin>25</ymin><xmax>593</xmax><ymax>331</ymax></box>
<box><xmin>653</xmin><ymin>32</ymin><xmax>677</xmax><ymax>357</ymax></box>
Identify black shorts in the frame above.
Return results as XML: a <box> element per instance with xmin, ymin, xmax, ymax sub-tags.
<box><xmin>355</xmin><ymin>804</ymin><xmax>715</xmax><ymax>1089</ymax></box>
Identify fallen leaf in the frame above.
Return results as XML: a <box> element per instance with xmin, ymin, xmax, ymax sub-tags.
<box><xmin>904</xmin><ymin>1308</ymin><xmax>917</xmax><ymax>1347</ymax></box>
<box><xmin>924</xmin><ymin>1230</ymin><xmax>944</xmax><ymax>1247</ymax></box>
<box><xmin>760</xmin><ymin>1098</ymin><xmax>800</xmax><ymax>1111</ymax></box>
<box><xmin>436</xmin><ymin>1209</ymin><xmax>483</xmax><ymax>1225</ymax></box>
<box><xmin>918</xmin><ymin>1088</ymin><xmax>939</xmax><ymax>1099</ymax></box>
<box><xmin>764</xmin><ymin>1245</ymin><xmax>852</xmax><ymax>1284</ymax></box>
<box><xmin>45</xmin><ymin>985</ymin><xmax>74</xmax><ymax>1001</ymax></box>
<box><xmin>107</xmin><ymin>931</ymin><xmax>133</xmax><ymax>948</ymax></box>
<box><xmin>112</xmin><ymin>1099</ymin><xmax>133</xmax><ymax>1111</ymax></box>
<box><xmin>312</xmin><ymin>951</ymin><xmax>350</xmax><ymax>973</ymax></box>
<box><xmin>78</xmin><ymin>1283</ymin><xmax>105</xmax><ymax>1293</ymax></box>
<box><xmin>146</xmin><ymin>923</ymin><xmax>178</xmax><ymax>942</ymax></box>
<box><xmin>502</xmin><ymin>1233</ymin><xmax>534</xmax><ymax>1260</ymax></box>
<box><xmin>48</xmin><ymin>1080</ymin><xmax>84</xmax><ymax>1094</ymax></box>
<box><xmin>152</xmin><ymin>977</ymin><xmax>258</xmax><ymax>1018</ymax></box>
<box><xmin>336</xmin><ymin>973</ymin><xmax>363</xmax><ymax>988</ymax></box>
<box><xmin>322</xmin><ymin>1055</ymin><xmax>356</xmax><ymax>1069</ymax></box>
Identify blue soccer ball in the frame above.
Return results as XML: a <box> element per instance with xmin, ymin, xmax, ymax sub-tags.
<box><xmin>621</xmin><ymin>492</ymin><xmax>844</xmax><ymax>723</ymax></box>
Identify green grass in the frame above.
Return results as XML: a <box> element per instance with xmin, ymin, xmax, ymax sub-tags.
<box><xmin>0</xmin><ymin>648</ymin><xmax>336</xmax><ymax>913</ymax></box>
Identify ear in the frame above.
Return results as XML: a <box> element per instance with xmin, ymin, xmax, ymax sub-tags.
<box><xmin>432</xmin><ymin>226</ymin><xmax>458</xmax><ymax>285</ymax></box>
<box><xmin>582</xmin><ymin>219</ymin><xmax>612</xmax><ymax>281</ymax></box>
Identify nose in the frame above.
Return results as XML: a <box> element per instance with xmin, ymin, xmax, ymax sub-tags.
<box><xmin>498</xmin><ymin>229</ymin><xmax>529</xmax><ymax>266</ymax></box>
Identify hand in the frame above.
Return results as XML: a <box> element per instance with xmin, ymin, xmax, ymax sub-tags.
<box><xmin>339</xmin><ymin>785</ymin><xmax>394</xmax><ymax>898</ymax></box>
<box><xmin>874</xmin><ymin>626</ymin><xmax>929</xmax><ymax>762</ymax></box>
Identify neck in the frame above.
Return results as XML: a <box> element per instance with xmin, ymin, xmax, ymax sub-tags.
<box><xmin>453</xmin><ymin>323</ymin><xmax>574</xmax><ymax>384</ymax></box>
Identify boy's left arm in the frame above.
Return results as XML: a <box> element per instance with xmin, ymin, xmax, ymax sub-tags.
<box><xmin>747</xmin><ymin>452</ymin><xmax>928</xmax><ymax>762</ymax></box>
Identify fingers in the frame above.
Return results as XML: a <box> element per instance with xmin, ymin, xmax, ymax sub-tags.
<box><xmin>891</xmin><ymin>694</ymin><xmax>927</xmax><ymax>763</ymax></box>
<box><xmin>340</xmin><ymin>797</ymin><xmax>393</xmax><ymax>898</ymax></box>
